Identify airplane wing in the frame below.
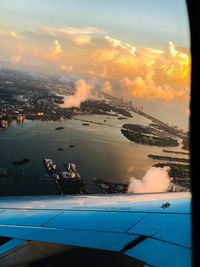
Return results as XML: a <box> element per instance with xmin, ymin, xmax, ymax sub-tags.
<box><xmin>0</xmin><ymin>192</ymin><xmax>191</xmax><ymax>267</ymax></box>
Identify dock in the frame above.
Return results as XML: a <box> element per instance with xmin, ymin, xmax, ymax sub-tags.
<box><xmin>43</xmin><ymin>159</ymin><xmax>88</xmax><ymax>194</ymax></box>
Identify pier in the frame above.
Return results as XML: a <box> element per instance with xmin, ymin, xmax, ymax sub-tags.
<box><xmin>43</xmin><ymin>159</ymin><xmax>88</xmax><ymax>194</ymax></box>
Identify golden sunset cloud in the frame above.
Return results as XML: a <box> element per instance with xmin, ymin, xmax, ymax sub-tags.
<box><xmin>101</xmin><ymin>81</ymin><xmax>112</xmax><ymax>95</ymax></box>
<box><xmin>11</xmin><ymin>55</ymin><xmax>22</xmax><ymax>64</ymax></box>
<box><xmin>0</xmin><ymin>31</ymin><xmax>17</xmax><ymax>38</ymax></box>
<box><xmin>49</xmin><ymin>40</ymin><xmax>63</xmax><ymax>60</ymax></box>
<box><xmin>0</xmin><ymin>26</ymin><xmax>190</xmax><ymax>104</ymax></box>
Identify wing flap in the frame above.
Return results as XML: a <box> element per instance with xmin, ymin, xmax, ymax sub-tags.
<box><xmin>0</xmin><ymin>224</ymin><xmax>138</xmax><ymax>251</ymax></box>
<box><xmin>0</xmin><ymin>240</ymin><xmax>71</xmax><ymax>267</ymax></box>
<box><xmin>125</xmin><ymin>238</ymin><xmax>192</xmax><ymax>267</ymax></box>
<box><xmin>128</xmin><ymin>213</ymin><xmax>191</xmax><ymax>248</ymax></box>
<box><xmin>0</xmin><ymin>239</ymin><xmax>27</xmax><ymax>257</ymax></box>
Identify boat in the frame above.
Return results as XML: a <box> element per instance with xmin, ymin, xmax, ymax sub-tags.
<box><xmin>69</xmin><ymin>144</ymin><xmax>75</xmax><ymax>148</ymax></box>
<box><xmin>55</xmin><ymin>127</ymin><xmax>64</xmax><ymax>130</ymax></box>
<box><xmin>12</xmin><ymin>158</ymin><xmax>30</xmax><ymax>165</ymax></box>
<box><xmin>43</xmin><ymin>159</ymin><xmax>56</xmax><ymax>172</ymax></box>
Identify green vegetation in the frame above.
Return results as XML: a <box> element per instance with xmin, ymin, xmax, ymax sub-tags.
<box><xmin>182</xmin><ymin>137</ymin><xmax>190</xmax><ymax>150</ymax></box>
<box><xmin>55</xmin><ymin>127</ymin><xmax>64</xmax><ymax>130</ymax></box>
<box><xmin>123</xmin><ymin>124</ymin><xmax>153</xmax><ymax>134</ymax></box>
<box><xmin>148</xmin><ymin>154</ymin><xmax>189</xmax><ymax>163</ymax></box>
<box><xmin>153</xmin><ymin>162</ymin><xmax>190</xmax><ymax>178</ymax></box>
<box><xmin>153</xmin><ymin>162</ymin><xmax>190</xmax><ymax>188</ymax></box>
<box><xmin>121</xmin><ymin>129</ymin><xmax>179</xmax><ymax>147</ymax></box>
<box><xmin>163</xmin><ymin>150</ymin><xmax>190</xmax><ymax>155</ymax></box>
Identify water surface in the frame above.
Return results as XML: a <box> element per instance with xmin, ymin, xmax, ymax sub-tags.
<box><xmin>0</xmin><ymin>114</ymin><xmax>188</xmax><ymax>195</ymax></box>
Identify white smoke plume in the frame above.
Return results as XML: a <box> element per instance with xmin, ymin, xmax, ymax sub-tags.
<box><xmin>165</xmin><ymin>41</ymin><xmax>177</xmax><ymax>57</ymax></box>
<box><xmin>128</xmin><ymin>166</ymin><xmax>170</xmax><ymax>193</ymax></box>
<box><xmin>60</xmin><ymin>79</ymin><xmax>92</xmax><ymax>108</ymax></box>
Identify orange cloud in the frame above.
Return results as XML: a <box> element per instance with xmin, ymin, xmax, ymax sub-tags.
<box><xmin>74</xmin><ymin>35</ymin><xmax>91</xmax><ymax>45</ymax></box>
<box><xmin>49</xmin><ymin>40</ymin><xmax>62</xmax><ymax>59</ymax></box>
<box><xmin>0</xmin><ymin>30</ymin><xmax>16</xmax><ymax>38</ymax></box>
<box><xmin>105</xmin><ymin>35</ymin><xmax>136</xmax><ymax>55</ymax></box>
<box><xmin>11</xmin><ymin>55</ymin><xmax>22</xmax><ymax>64</ymax></box>
<box><xmin>60</xmin><ymin>65</ymin><xmax>73</xmax><ymax>73</ymax></box>
<box><xmin>120</xmin><ymin>76</ymin><xmax>173</xmax><ymax>101</ymax></box>
<box><xmin>0</xmin><ymin>25</ymin><xmax>190</xmax><ymax>104</ymax></box>
<box><xmin>100</xmin><ymin>64</ymin><xmax>108</xmax><ymax>78</ymax></box>
<box><xmin>112</xmin><ymin>41</ymin><xmax>191</xmax><ymax>102</ymax></box>
<box><xmin>185</xmin><ymin>107</ymin><xmax>190</xmax><ymax>116</ymax></box>
<box><xmin>120</xmin><ymin>72</ymin><xmax>189</xmax><ymax>102</ymax></box>
<box><xmin>101</xmin><ymin>81</ymin><xmax>112</xmax><ymax>95</ymax></box>
<box><xmin>11</xmin><ymin>31</ymin><xmax>17</xmax><ymax>38</ymax></box>
<box><xmin>40</xmin><ymin>26</ymin><xmax>105</xmax><ymax>45</ymax></box>
<box><xmin>41</xmin><ymin>26</ymin><xmax>105</xmax><ymax>36</ymax></box>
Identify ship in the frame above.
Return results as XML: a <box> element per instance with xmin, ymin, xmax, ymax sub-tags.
<box><xmin>44</xmin><ymin>159</ymin><xmax>57</xmax><ymax>172</ymax></box>
<box><xmin>62</xmin><ymin>162</ymin><xmax>81</xmax><ymax>180</ymax></box>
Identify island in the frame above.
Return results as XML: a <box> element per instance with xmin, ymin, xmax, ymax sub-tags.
<box><xmin>148</xmin><ymin>154</ymin><xmax>189</xmax><ymax>163</ymax></box>
<box><xmin>117</xmin><ymin>117</ymin><xmax>128</xmax><ymax>120</ymax></box>
<box><xmin>121</xmin><ymin>123</ymin><xmax>179</xmax><ymax>147</ymax></box>
<box><xmin>182</xmin><ymin>137</ymin><xmax>189</xmax><ymax>150</ymax></box>
<box><xmin>55</xmin><ymin>127</ymin><xmax>64</xmax><ymax>130</ymax></box>
<box><xmin>92</xmin><ymin>178</ymin><xmax>128</xmax><ymax>194</ymax></box>
<box><xmin>153</xmin><ymin>162</ymin><xmax>190</xmax><ymax>189</ymax></box>
<box><xmin>163</xmin><ymin>150</ymin><xmax>190</xmax><ymax>155</ymax></box>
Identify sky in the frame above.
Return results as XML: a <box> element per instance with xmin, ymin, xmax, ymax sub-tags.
<box><xmin>0</xmin><ymin>0</ymin><xmax>190</xmax><ymax>129</ymax></box>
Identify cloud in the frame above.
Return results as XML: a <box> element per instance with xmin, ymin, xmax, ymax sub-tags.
<box><xmin>11</xmin><ymin>55</ymin><xmax>22</xmax><ymax>64</ymax></box>
<box><xmin>74</xmin><ymin>35</ymin><xmax>91</xmax><ymax>45</ymax></box>
<box><xmin>41</xmin><ymin>26</ymin><xmax>105</xmax><ymax>36</ymax></box>
<box><xmin>100</xmin><ymin>64</ymin><xmax>108</xmax><ymax>78</ymax></box>
<box><xmin>128</xmin><ymin>166</ymin><xmax>170</xmax><ymax>193</ymax></box>
<box><xmin>40</xmin><ymin>26</ymin><xmax>106</xmax><ymax>45</ymax></box>
<box><xmin>118</xmin><ymin>41</ymin><xmax>190</xmax><ymax>102</ymax></box>
<box><xmin>120</xmin><ymin>75</ymin><xmax>189</xmax><ymax>102</ymax></box>
<box><xmin>165</xmin><ymin>41</ymin><xmax>177</xmax><ymax>57</ymax></box>
<box><xmin>32</xmin><ymin>49</ymin><xmax>40</xmax><ymax>57</ymax></box>
<box><xmin>185</xmin><ymin>107</ymin><xmax>190</xmax><ymax>116</ymax></box>
<box><xmin>0</xmin><ymin>30</ymin><xmax>16</xmax><ymax>38</ymax></box>
<box><xmin>101</xmin><ymin>81</ymin><xmax>112</xmax><ymax>95</ymax></box>
<box><xmin>10</xmin><ymin>32</ymin><xmax>17</xmax><ymax>38</ymax></box>
<box><xmin>60</xmin><ymin>79</ymin><xmax>92</xmax><ymax>108</ymax></box>
<box><xmin>105</xmin><ymin>35</ymin><xmax>136</xmax><ymax>55</ymax></box>
<box><xmin>0</xmin><ymin>25</ymin><xmax>190</xmax><ymax>105</ymax></box>
<box><xmin>120</xmin><ymin>74</ymin><xmax>176</xmax><ymax>101</ymax></box>
<box><xmin>60</xmin><ymin>65</ymin><xmax>73</xmax><ymax>73</ymax></box>
<box><xmin>49</xmin><ymin>40</ymin><xmax>62</xmax><ymax>59</ymax></box>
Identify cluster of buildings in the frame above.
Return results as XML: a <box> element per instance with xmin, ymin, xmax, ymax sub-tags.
<box><xmin>43</xmin><ymin>159</ymin><xmax>87</xmax><ymax>194</ymax></box>
<box><xmin>60</xmin><ymin>162</ymin><xmax>81</xmax><ymax>179</ymax></box>
<box><xmin>119</xmin><ymin>96</ymin><xmax>144</xmax><ymax>112</ymax></box>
